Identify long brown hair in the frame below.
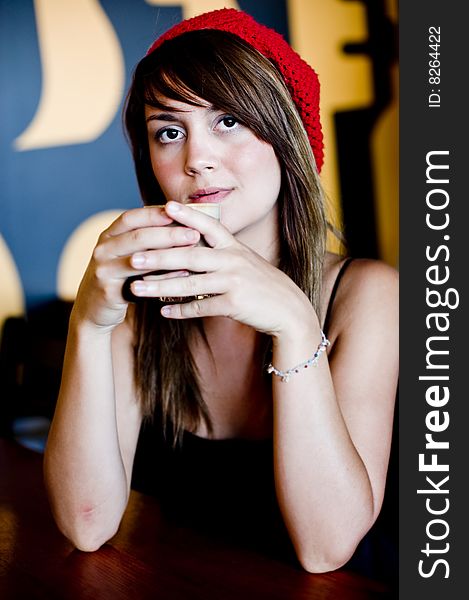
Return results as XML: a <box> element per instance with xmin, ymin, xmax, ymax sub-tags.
<box><xmin>124</xmin><ymin>30</ymin><xmax>327</xmax><ymax>442</ymax></box>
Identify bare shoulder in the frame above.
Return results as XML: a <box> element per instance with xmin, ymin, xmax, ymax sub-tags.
<box><xmin>342</xmin><ymin>258</ymin><xmax>398</xmax><ymax>306</ymax></box>
<box><xmin>323</xmin><ymin>255</ymin><xmax>398</xmax><ymax>342</ymax></box>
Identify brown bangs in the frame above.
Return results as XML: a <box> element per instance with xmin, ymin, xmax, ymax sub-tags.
<box><xmin>142</xmin><ymin>68</ymin><xmax>207</xmax><ymax>111</ymax></box>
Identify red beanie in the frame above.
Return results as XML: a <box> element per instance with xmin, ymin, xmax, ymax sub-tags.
<box><xmin>147</xmin><ymin>8</ymin><xmax>324</xmax><ymax>172</ymax></box>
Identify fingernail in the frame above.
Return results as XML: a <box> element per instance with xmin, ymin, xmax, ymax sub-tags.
<box><xmin>132</xmin><ymin>253</ymin><xmax>146</xmax><ymax>266</ymax></box>
<box><xmin>166</xmin><ymin>202</ymin><xmax>181</xmax><ymax>213</ymax></box>
<box><xmin>132</xmin><ymin>281</ymin><xmax>146</xmax><ymax>293</ymax></box>
<box><xmin>161</xmin><ymin>306</ymin><xmax>172</xmax><ymax>316</ymax></box>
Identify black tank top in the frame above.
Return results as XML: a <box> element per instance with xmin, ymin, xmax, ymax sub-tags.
<box><xmin>131</xmin><ymin>257</ymin><xmax>397</xmax><ymax>584</ymax></box>
<box><xmin>322</xmin><ymin>257</ymin><xmax>354</xmax><ymax>335</ymax></box>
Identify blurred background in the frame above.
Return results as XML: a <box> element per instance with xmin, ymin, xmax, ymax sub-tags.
<box><xmin>0</xmin><ymin>0</ymin><xmax>398</xmax><ymax>447</ymax></box>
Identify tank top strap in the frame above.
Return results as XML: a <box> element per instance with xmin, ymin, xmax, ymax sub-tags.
<box><xmin>322</xmin><ymin>257</ymin><xmax>355</xmax><ymax>336</ymax></box>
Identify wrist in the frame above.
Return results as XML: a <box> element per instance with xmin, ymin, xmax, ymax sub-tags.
<box><xmin>268</xmin><ymin>330</ymin><xmax>329</xmax><ymax>382</ymax></box>
<box><xmin>69</xmin><ymin>310</ymin><xmax>116</xmax><ymax>341</ymax></box>
<box><xmin>272</xmin><ymin>294</ymin><xmax>320</xmax><ymax>347</ymax></box>
<box><xmin>269</xmin><ymin>295</ymin><xmax>329</xmax><ymax>380</ymax></box>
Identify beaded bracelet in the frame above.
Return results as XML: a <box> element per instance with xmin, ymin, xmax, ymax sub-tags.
<box><xmin>266</xmin><ymin>330</ymin><xmax>330</xmax><ymax>382</ymax></box>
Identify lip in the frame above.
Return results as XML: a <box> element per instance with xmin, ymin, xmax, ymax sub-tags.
<box><xmin>188</xmin><ymin>187</ymin><xmax>233</xmax><ymax>203</ymax></box>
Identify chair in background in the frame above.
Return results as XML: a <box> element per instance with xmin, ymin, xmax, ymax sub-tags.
<box><xmin>0</xmin><ymin>299</ymin><xmax>72</xmax><ymax>451</ymax></box>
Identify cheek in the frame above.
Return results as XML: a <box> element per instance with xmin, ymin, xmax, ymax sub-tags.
<box><xmin>235</xmin><ymin>141</ymin><xmax>280</xmax><ymax>186</ymax></box>
<box><xmin>150</xmin><ymin>151</ymin><xmax>179</xmax><ymax>196</ymax></box>
<box><xmin>244</xmin><ymin>145</ymin><xmax>281</xmax><ymax>199</ymax></box>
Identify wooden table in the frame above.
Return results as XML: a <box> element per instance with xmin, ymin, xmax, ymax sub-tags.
<box><xmin>0</xmin><ymin>438</ymin><xmax>395</xmax><ymax>599</ymax></box>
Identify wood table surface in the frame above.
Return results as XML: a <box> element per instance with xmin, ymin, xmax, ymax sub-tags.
<box><xmin>0</xmin><ymin>438</ymin><xmax>395</xmax><ymax>599</ymax></box>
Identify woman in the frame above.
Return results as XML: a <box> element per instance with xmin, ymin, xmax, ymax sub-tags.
<box><xmin>44</xmin><ymin>8</ymin><xmax>398</xmax><ymax>578</ymax></box>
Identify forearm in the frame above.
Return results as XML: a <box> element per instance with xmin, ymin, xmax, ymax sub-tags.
<box><xmin>44</xmin><ymin>316</ymin><xmax>129</xmax><ymax>550</ymax></box>
<box><xmin>42</xmin><ymin>206</ymin><xmax>181</xmax><ymax>549</ymax></box>
<box><xmin>271</xmin><ymin>318</ymin><xmax>374</xmax><ymax>572</ymax></box>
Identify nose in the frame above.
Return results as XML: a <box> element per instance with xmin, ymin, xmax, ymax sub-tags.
<box><xmin>184</xmin><ymin>135</ymin><xmax>219</xmax><ymax>176</ymax></box>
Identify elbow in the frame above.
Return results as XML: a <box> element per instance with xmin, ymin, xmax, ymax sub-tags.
<box><xmin>44</xmin><ymin>467</ymin><xmax>126</xmax><ymax>552</ymax></box>
<box><xmin>60</xmin><ymin>518</ymin><xmax>120</xmax><ymax>553</ymax></box>
<box><xmin>298</xmin><ymin>550</ymin><xmax>354</xmax><ymax>575</ymax></box>
<box><xmin>298</xmin><ymin>549</ymin><xmax>355</xmax><ymax>574</ymax></box>
<box><xmin>295</xmin><ymin>536</ymin><xmax>363</xmax><ymax>574</ymax></box>
<box><xmin>72</xmin><ymin>535</ymin><xmax>112</xmax><ymax>553</ymax></box>
<box><xmin>297</xmin><ymin>501</ymin><xmax>379</xmax><ymax>573</ymax></box>
<box><xmin>292</xmin><ymin>490</ymin><xmax>378</xmax><ymax>574</ymax></box>
<box><xmin>70</xmin><ymin>535</ymin><xmax>104</xmax><ymax>553</ymax></box>
<box><xmin>50</xmin><ymin>502</ymin><xmax>121</xmax><ymax>553</ymax></box>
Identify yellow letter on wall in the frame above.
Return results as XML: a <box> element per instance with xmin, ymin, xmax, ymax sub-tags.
<box><xmin>14</xmin><ymin>0</ymin><xmax>124</xmax><ymax>150</ymax></box>
<box><xmin>0</xmin><ymin>236</ymin><xmax>25</xmax><ymax>333</ymax></box>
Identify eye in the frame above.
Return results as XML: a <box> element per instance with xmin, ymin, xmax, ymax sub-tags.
<box><xmin>156</xmin><ymin>127</ymin><xmax>185</xmax><ymax>144</ymax></box>
<box><xmin>217</xmin><ymin>115</ymin><xmax>239</xmax><ymax>130</ymax></box>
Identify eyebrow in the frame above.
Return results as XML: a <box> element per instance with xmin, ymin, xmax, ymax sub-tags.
<box><xmin>145</xmin><ymin>113</ymin><xmax>180</xmax><ymax>123</ymax></box>
<box><xmin>145</xmin><ymin>105</ymin><xmax>219</xmax><ymax>124</ymax></box>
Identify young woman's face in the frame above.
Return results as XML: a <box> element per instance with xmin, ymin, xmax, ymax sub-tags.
<box><xmin>145</xmin><ymin>96</ymin><xmax>282</xmax><ymax>249</ymax></box>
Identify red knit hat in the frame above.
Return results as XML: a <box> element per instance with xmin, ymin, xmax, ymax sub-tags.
<box><xmin>147</xmin><ymin>8</ymin><xmax>324</xmax><ymax>172</ymax></box>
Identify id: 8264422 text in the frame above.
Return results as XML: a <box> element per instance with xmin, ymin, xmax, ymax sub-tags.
<box><xmin>428</xmin><ymin>26</ymin><xmax>441</xmax><ymax>108</ymax></box>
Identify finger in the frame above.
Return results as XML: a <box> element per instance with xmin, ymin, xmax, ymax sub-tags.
<box><xmin>93</xmin><ymin>256</ymin><xmax>154</xmax><ymax>281</ymax></box>
<box><xmin>103</xmin><ymin>225</ymin><xmax>200</xmax><ymax>258</ymax></box>
<box><xmin>165</xmin><ymin>202</ymin><xmax>233</xmax><ymax>248</ymax></box>
<box><xmin>160</xmin><ymin>294</ymin><xmax>228</xmax><ymax>319</ymax></box>
<box><xmin>129</xmin><ymin>245</ymin><xmax>222</xmax><ymax>273</ymax></box>
<box><xmin>106</xmin><ymin>205</ymin><xmax>174</xmax><ymax>237</ymax></box>
<box><xmin>93</xmin><ymin>238</ymin><xmax>193</xmax><ymax>279</ymax></box>
<box><xmin>144</xmin><ymin>270</ymin><xmax>191</xmax><ymax>281</ymax></box>
<box><xmin>122</xmin><ymin>270</ymin><xmax>190</xmax><ymax>303</ymax></box>
<box><xmin>130</xmin><ymin>272</ymin><xmax>224</xmax><ymax>298</ymax></box>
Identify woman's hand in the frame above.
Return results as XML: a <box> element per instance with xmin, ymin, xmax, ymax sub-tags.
<box><xmin>129</xmin><ymin>202</ymin><xmax>317</xmax><ymax>338</ymax></box>
<box><xmin>72</xmin><ymin>205</ymin><xmax>201</xmax><ymax>331</ymax></box>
